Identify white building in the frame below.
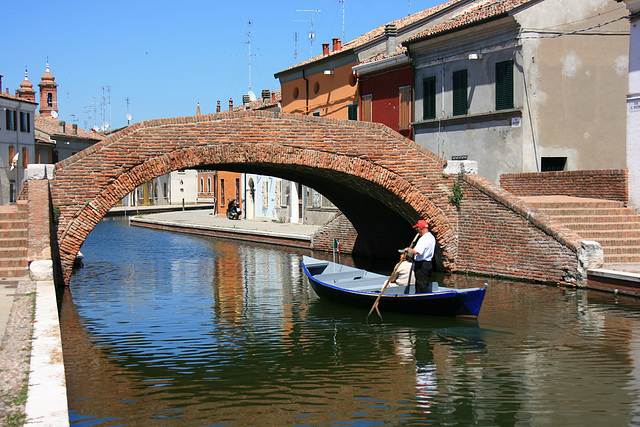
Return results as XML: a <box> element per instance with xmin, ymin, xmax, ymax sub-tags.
<box><xmin>0</xmin><ymin>75</ymin><xmax>37</xmax><ymax>205</ymax></box>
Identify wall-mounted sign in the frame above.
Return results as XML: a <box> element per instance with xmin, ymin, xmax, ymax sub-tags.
<box><xmin>511</xmin><ymin>117</ymin><xmax>522</xmax><ymax>127</ymax></box>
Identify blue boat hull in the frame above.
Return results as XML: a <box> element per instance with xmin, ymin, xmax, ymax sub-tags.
<box><xmin>302</xmin><ymin>258</ymin><xmax>486</xmax><ymax>318</ymax></box>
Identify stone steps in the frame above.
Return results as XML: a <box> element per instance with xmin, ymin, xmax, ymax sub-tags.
<box><xmin>523</xmin><ymin>196</ymin><xmax>640</xmax><ymax>267</ymax></box>
<box><xmin>0</xmin><ymin>202</ymin><xmax>28</xmax><ymax>278</ymax></box>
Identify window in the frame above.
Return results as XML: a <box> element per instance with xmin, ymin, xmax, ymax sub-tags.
<box><xmin>496</xmin><ymin>60</ymin><xmax>514</xmax><ymax>110</ymax></box>
<box><xmin>200</xmin><ymin>178</ymin><xmax>204</xmax><ymax>193</ymax></box>
<box><xmin>207</xmin><ymin>178</ymin><xmax>211</xmax><ymax>193</ymax></box>
<box><xmin>19</xmin><ymin>112</ymin><xmax>30</xmax><ymax>132</ymax></box>
<box><xmin>47</xmin><ymin>93</ymin><xmax>53</xmax><ymax>107</ymax></box>
<box><xmin>312</xmin><ymin>111</ymin><xmax>321</xmax><ymax>117</ymax></box>
<box><xmin>220</xmin><ymin>179</ymin><xmax>225</xmax><ymax>206</ymax></box>
<box><xmin>423</xmin><ymin>77</ymin><xmax>436</xmax><ymax>120</ymax></box>
<box><xmin>541</xmin><ymin>157</ymin><xmax>566</xmax><ymax>172</ymax></box>
<box><xmin>348</xmin><ymin>103</ymin><xmax>358</xmax><ymax>121</ymax></box>
<box><xmin>9</xmin><ymin>181</ymin><xmax>16</xmax><ymax>203</ymax></box>
<box><xmin>398</xmin><ymin>86</ymin><xmax>411</xmax><ymax>129</ymax></box>
<box><xmin>6</xmin><ymin>109</ymin><xmax>16</xmax><ymax>131</ymax></box>
<box><xmin>22</xmin><ymin>147</ymin><xmax>28</xmax><ymax>168</ymax></box>
<box><xmin>362</xmin><ymin>94</ymin><xmax>372</xmax><ymax>122</ymax></box>
<box><xmin>8</xmin><ymin>146</ymin><xmax>15</xmax><ymax>164</ymax></box>
<box><xmin>262</xmin><ymin>181</ymin><xmax>269</xmax><ymax>208</ymax></box>
<box><xmin>235</xmin><ymin>178</ymin><xmax>240</xmax><ymax>201</ymax></box>
<box><xmin>280</xmin><ymin>181</ymin><xmax>290</xmax><ymax>207</ymax></box>
<box><xmin>36</xmin><ymin>150</ymin><xmax>41</xmax><ymax>164</ymax></box>
<box><xmin>452</xmin><ymin>70</ymin><xmax>468</xmax><ymax>116</ymax></box>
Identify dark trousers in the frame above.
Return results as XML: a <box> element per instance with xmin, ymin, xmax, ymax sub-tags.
<box><xmin>414</xmin><ymin>260</ymin><xmax>433</xmax><ymax>293</ymax></box>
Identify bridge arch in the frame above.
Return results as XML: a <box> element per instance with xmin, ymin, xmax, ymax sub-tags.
<box><xmin>50</xmin><ymin>111</ymin><xmax>460</xmax><ymax>283</ymax></box>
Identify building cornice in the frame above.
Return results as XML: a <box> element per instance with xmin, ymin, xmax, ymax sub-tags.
<box><xmin>352</xmin><ymin>54</ymin><xmax>409</xmax><ymax>76</ymax></box>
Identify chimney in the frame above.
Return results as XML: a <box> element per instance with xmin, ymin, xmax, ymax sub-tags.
<box><xmin>332</xmin><ymin>38</ymin><xmax>342</xmax><ymax>52</ymax></box>
<box><xmin>216</xmin><ymin>100</ymin><xmax>221</xmax><ymax>113</ymax></box>
<box><xmin>261</xmin><ymin>89</ymin><xmax>270</xmax><ymax>101</ymax></box>
<box><xmin>58</xmin><ymin>120</ymin><xmax>66</xmax><ymax>134</ymax></box>
<box><xmin>0</xmin><ymin>74</ymin><xmax>3</xmax><ymax>92</ymax></box>
<box><xmin>322</xmin><ymin>43</ymin><xmax>330</xmax><ymax>56</ymax></box>
<box><xmin>72</xmin><ymin>124</ymin><xmax>78</xmax><ymax>135</ymax></box>
<box><xmin>385</xmin><ymin>24</ymin><xmax>397</xmax><ymax>56</ymax></box>
<box><xmin>229</xmin><ymin>98</ymin><xmax>233</xmax><ymax>110</ymax></box>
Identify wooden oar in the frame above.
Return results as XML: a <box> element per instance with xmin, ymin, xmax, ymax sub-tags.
<box><xmin>366</xmin><ymin>233</ymin><xmax>419</xmax><ymax>322</ymax></box>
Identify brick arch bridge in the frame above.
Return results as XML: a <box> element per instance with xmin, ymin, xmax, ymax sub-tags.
<box><xmin>49</xmin><ymin>111</ymin><xmax>594</xmax><ymax>286</ymax></box>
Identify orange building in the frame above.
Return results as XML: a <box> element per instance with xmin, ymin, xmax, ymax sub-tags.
<box><xmin>276</xmin><ymin>38</ymin><xmax>358</xmax><ymax>119</ymax></box>
<box><xmin>275</xmin><ymin>1</ymin><xmax>480</xmax><ymax>122</ymax></box>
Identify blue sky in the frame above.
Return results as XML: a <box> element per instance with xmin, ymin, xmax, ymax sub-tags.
<box><xmin>2</xmin><ymin>0</ymin><xmax>440</xmax><ymax>131</ymax></box>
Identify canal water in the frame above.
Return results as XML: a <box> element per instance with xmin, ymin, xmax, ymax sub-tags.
<box><xmin>61</xmin><ymin>219</ymin><xmax>640</xmax><ymax>426</ymax></box>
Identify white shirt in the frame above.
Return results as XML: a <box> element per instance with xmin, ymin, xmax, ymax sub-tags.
<box><xmin>413</xmin><ymin>232</ymin><xmax>435</xmax><ymax>262</ymax></box>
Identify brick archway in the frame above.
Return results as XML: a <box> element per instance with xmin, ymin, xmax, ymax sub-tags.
<box><xmin>50</xmin><ymin>111</ymin><xmax>459</xmax><ymax>283</ymax></box>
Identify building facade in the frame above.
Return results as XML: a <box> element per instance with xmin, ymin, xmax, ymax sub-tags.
<box><xmin>0</xmin><ymin>75</ymin><xmax>37</xmax><ymax>205</ymax></box>
<box><xmin>618</xmin><ymin>0</ymin><xmax>640</xmax><ymax>208</ymax></box>
<box><xmin>406</xmin><ymin>0</ymin><xmax>629</xmax><ymax>183</ymax></box>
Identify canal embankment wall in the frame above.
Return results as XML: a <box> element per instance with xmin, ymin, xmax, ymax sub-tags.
<box><xmin>20</xmin><ymin>177</ymin><xmax>69</xmax><ymax>426</ymax></box>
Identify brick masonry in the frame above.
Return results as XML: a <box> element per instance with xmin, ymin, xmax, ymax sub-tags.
<box><xmin>500</xmin><ymin>169</ymin><xmax>628</xmax><ymax>204</ymax></box>
<box><xmin>48</xmin><ymin>111</ymin><xmax>589</xmax><ymax>286</ymax></box>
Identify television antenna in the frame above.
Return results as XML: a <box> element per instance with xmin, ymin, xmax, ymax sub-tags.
<box><xmin>321</xmin><ymin>0</ymin><xmax>345</xmax><ymax>41</ymax></box>
<box><xmin>125</xmin><ymin>97</ymin><xmax>132</xmax><ymax>125</ymax></box>
<box><xmin>233</xmin><ymin>19</ymin><xmax>260</xmax><ymax>96</ymax></box>
<box><xmin>295</xmin><ymin>9</ymin><xmax>321</xmax><ymax>58</ymax></box>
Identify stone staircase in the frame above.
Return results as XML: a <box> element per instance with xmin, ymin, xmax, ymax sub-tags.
<box><xmin>521</xmin><ymin>196</ymin><xmax>640</xmax><ymax>266</ymax></box>
<box><xmin>0</xmin><ymin>201</ymin><xmax>29</xmax><ymax>279</ymax></box>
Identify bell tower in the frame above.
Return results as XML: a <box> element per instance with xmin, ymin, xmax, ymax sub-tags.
<box><xmin>38</xmin><ymin>63</ymin><xmax>58</xmax><ymax>116</ymax></box>
<box><xmin>17</xmin><ymin>68</ymin><xmax>36</xmax><ymax>102</ymax></box>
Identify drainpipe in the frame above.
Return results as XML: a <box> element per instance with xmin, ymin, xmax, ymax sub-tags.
<box><xmin>302</xmin><ymin>69</ymin><xmax>309</xmax><ymax>115</ymax></box>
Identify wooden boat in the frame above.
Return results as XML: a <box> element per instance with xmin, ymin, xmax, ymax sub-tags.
<box><xmin>302</xmin><ymin>256</ymin><xmax>487</xmax><ymax>318</ymax></box>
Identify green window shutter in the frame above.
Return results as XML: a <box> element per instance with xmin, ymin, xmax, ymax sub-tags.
<box><xmin>496</xmin><ymin>60</ymin><xmax>514</xmax><ymax>110</ymax></box>
<box><xmin>423</xmin><ymin>77</ymin><xmax>436</xmax><ymax>120</ymax></box>
<box><xmin>452</xmin><ymin>70</ymin><xmax>468</xmax><ymax>116</ymax></box>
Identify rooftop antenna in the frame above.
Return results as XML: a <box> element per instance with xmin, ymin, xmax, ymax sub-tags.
<box><xmin>294</xmin><ymin>31</ymin><xmax>298</xmax><ymax>64</ymax></box>
<box><xmin>295</xmin><ymin>9</ymin><xmax>321</xmax><ymax>58</ymax></box>
<box><xmin>233</xmin><ymin>18</ymin><xmax>259</xmax><ymax>100</ymax></box>
<box><xmin>125</xmin><ymin>97</ymin><xmax>132</xmax><ymax>125</ymax></box>
<box><xmin>408</xmin><ymin>0</ymin><xmax>411</xmax><ymax>16</ymax></box>
<box><xmin>321</xmin><ymin>0</ymin><xmax>345</xmax><ymax>41</ymax></box>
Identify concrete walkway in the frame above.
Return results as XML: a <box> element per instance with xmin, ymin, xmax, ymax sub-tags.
<box><xmin>136</xmin><ymin>209</ymin><xmax>320</xmax><ymax>238</ymax></box>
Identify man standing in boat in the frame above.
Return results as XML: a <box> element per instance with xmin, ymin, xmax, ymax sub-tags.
<box><xmin>404</xmin><ymin>220</ymin><xmax>435</xmax><ymax>293</ymax></box>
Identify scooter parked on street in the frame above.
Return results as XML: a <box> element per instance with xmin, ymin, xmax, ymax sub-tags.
<box><xmin>226</xmin><ymin>199</ymin><xmax>241</xmax><ymax>220</ymax></box>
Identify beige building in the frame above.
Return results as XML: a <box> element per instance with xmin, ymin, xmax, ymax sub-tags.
<box><xmin>406</xmin><ymin>0</ymin><xmax>630</xmax><ymax>183</ymax></box>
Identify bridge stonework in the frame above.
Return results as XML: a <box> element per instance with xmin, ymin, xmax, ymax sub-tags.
<box><xmin>48</xmin><ymin>111</ymin><xmax>594</xmax><ymax>286</ymax></box>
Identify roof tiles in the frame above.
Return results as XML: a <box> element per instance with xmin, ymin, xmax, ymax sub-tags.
<box><xmin>407</xmin><ymin>0</ymin><xmax>537</xmax><ymax>42</ymax></box>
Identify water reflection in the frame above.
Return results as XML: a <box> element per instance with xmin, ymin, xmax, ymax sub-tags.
<box><xmin>61</xmin><ymin>219</ymin><xmax>640</xmax><ymax>426</ymax></box>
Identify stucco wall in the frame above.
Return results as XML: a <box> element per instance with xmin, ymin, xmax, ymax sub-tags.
<box><xmin>411</xmin><ymin>0</ymin><xmax>629</xmax><ymax>183</ymax></box>
<box><xmin>280</xmin><ymin>62</ymin><xmax>358</xmax><ymax>118</ymax></box>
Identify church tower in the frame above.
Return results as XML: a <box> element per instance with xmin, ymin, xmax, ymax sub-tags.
<box><xmin>38</xmin><ymin>63</ymin><xmax>58</xmax><ymax>116</ymax></box>
<box><xmin>17</xmin><ymin>69</ymin><xmax>36</xmax><ymax>102</ymax></box>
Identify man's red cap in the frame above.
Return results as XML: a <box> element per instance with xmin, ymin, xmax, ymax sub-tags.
<box><xmin>412</xmin><ymin>220</ymin><xmax>428</xmax><ymax>229</ymax></box>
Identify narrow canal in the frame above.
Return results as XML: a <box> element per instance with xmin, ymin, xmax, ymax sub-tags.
<box><xmin>61</xmin><ymin>219</ymin><xmax>640</xmax><ymax>426</ymax></box>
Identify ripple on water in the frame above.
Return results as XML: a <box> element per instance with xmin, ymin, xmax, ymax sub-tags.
<box><xmin>63</xmin><ymin>220</ymin><xmax>640</xmax><ymax>426</ymax></box>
